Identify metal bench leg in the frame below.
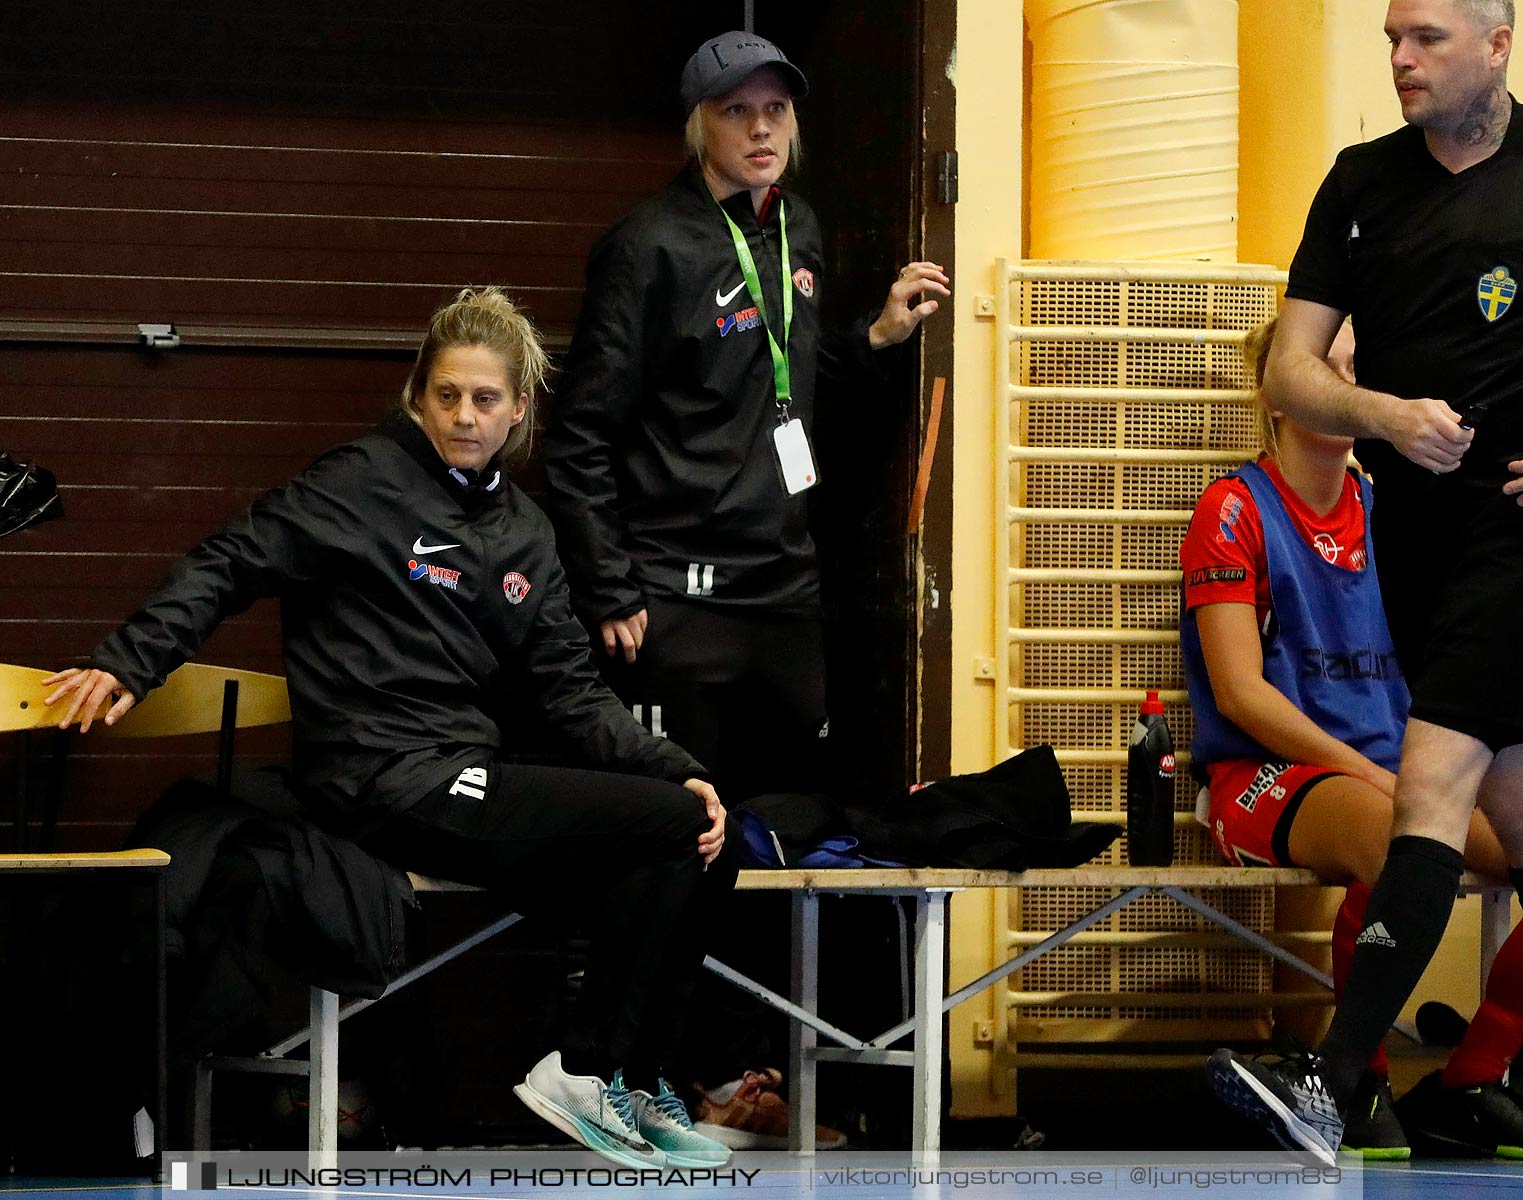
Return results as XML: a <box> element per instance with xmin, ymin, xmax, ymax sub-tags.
<box><xmin>154</xmin><ymin>869</ymin><xmax>167</xmax><ymax>1160</ymax></box>
<box><xmin>191</xmin><ymin>1060</ymin><xmax>214</xmax><ymax>1152</ymax></box>
<box><xmin>912</xmin><ymin>891</ymin><xmax>946</xmax><ymax>1161</ymax></box>
<box><xmin>309</xmin><ymin>988</ymin><xmax>339</xmax><ymax>1169</ymax></box>
<box><xmin>788</xmin><ymin>890</ymin><xmax>819</xmax><ymax>1155</ymax></box>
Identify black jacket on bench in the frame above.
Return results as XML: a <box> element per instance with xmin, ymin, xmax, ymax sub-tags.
<box><xmin>125</xmin><ymin>765</ymin><xmax>410</xmax><ymax>1077</ymax></box>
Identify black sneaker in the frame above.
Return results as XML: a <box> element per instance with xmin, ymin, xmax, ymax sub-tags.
<box><xmin>1415</xmin><ymin>1000</ymin><xmax>1470</xmax><ymax>1047</ymax></box>
<box><xmin>1396</xmin><ymin>1069</ymin><xmax>1523</xmax><ymax>1159</ymax></box>
<box><xmin>1206</xmin><ymin>1047</ymin><xmax>1342</xmax><ymax>1164</ymax></box>
<box><xmin>1507</xmin><ymin>1064</ymin><xmax>1523</xmax><ymax>1113</ymax></box>
<box><xmin>1340</xmin><ymin>1072</ymin><xmax>1409</xmax><ymax>1160</ymax></box>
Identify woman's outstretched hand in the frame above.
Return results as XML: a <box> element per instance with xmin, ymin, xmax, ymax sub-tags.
<box><xmin>42</xmin><ymin>667</ymin><xmax>135</xmax><ymax>732</ymax></box>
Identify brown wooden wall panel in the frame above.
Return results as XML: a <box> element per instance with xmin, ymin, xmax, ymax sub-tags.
<box><xmin>8</xmin><ymin>585</ymin><xmax>232</xmax><ymax>623</ymax></box>
<box><xmin>7</xmin><ymin>619</ymin><xmax>286</xmax><ymax>671</ymax></box>
<box><xmin>3</xmin><ymin>209</ymin><xmax>599</xmax><ymax>260</ymax></box>
<box><xmin>15</xmin><ymin>726</ymin><xmax>293</xmax><ymax>851</ymax></box>
<box><xmin>1</xmin><ymin>342</ymin><xmax>410</xmax><ymax>848</ymax></box>
<box><xmin>2</xmin><ymin>104</ymin><xmax>675</xmax><ymax>157</ymax></box>
<box><xmin>0</xmin><ymin>345</ymin><xmax>417</xmax><ymax>397</ymax></box>
<box><xmin>6</xmin><ymin>243</ymin><xmax>586</xmax><ymax>294</ymax></box>
<box><xmin>10</xmin><ymin>140</ymin><xmax>667</xmax><ymax>192</ymax></box>
<box><xmin>1</xmin><ymin>1</ymin><xmax>708</xmax><ymax>121</ymax></box>
<box><xmin>1</xmin><ymin>176</ymin><xmax>643</xmax><ymax>226</ymax></box>
<box><xmin>0</xmin><ymin>99</ymin><xmax>680</xmax><ymax>338</ymax></box>
<box><xmin>0</xmin><ymin>272</ymin><xmax>577</xmax><ymax>329</ymax></box>
<box><xmin>9</xmin><ymin>484</ymin><xmax>272</xmax><ymax>523</ymax></box>
<box><xmin>2</xmin><ymin>383</ymin><xmax>396</xmax><ymax>423</ymax></box>
<box><xmin>6</xmin><ymin>421</ymin><xmax>369</xmax><ymax>458</ymax></box>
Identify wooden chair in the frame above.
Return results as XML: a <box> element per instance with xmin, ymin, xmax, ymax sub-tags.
<box><xmin>0</xmin><ymin>660</ymin><xmax>291</xmax><ymax>738</ymax></box>
<box><xmin>1</xmin><ymin>661</ymin><xmax>292</xmax><ymax>848</ymax></box>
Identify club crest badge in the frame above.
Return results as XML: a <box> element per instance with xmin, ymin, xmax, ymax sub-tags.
<box><xmin>792</xmin><ymin>267</ymin><xmax>815</xmax><ymax>298</ymax></box>
<box><xmin>1478</xmin><ymin>265</ymin><xmax>1516</xmax><ymax>323</ymax></box>
<box><xmin>502</xmin><ymin>571</ymin><xmax>531</xmax><ymax>605</ymax></box>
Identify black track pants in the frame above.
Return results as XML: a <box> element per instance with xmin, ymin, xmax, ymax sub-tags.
<box><xmin>351</xmin><ymin>755</ymin><xmax>740</xmax><ymax>1081</ymax></box>
<box><xmin>603</xmin><ymin>596</ymin><xmax>829</xmax><ymax>799</ymax></box>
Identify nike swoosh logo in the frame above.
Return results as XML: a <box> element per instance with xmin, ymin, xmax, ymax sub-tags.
<box><xmin>715</xmin><ymin>280</ymin><xmax>746</xmax><ymax>306</ymax></box>
<box><xmin>412</xmin><ymin>537</ymin><xmax>462</xmax><ymax>555</ymax></box>
<box><xmin>605</xmin><ymin>1129</ymin><xmax>658</xmax><ymax>1154</ymax></box>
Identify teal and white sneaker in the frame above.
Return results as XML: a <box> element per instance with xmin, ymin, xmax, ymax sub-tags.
<box><xmin>630</xmin><ymin>1080</ymin><xmax>733</xmax><ymax>1167</ymax></box>
<box><xmin>514</xmin><ymin>1053</ymin><xmax>660</xmax><ymax>1169</ymax></box>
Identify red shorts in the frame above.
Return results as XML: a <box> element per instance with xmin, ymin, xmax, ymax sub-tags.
<box><xmin>1203</xmin><ymin>759</ymin><xmax>1340</xmax><ymax>868</ymax></box>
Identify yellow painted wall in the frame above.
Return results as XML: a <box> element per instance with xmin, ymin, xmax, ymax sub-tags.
<box><xmin>947</xmin><ymin>0</ymin><xmax>1023</xmax><ymax>1117</ymax></box>
<box><xmin>1238</xmin><ymin>0</ymin><xmax>1402</xmax><ymax>270</ymax></box>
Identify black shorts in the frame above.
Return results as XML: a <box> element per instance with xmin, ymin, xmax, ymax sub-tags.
<box><xmin>1377</xmin><ymin>485</ymin><xmax>1523</xmax><ymax>751</ymax></box>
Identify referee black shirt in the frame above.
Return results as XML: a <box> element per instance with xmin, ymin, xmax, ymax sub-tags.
<box><xmin>1288</xmin><ymin>96</ymin><xmax>1523</xmax><ymax>496</ymax></box>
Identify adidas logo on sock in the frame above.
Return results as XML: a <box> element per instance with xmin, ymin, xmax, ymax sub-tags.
<box><xmin>1356</xmin><ymin>920</ymin><xmax>1397</xmax><ymax>948</ymax></box>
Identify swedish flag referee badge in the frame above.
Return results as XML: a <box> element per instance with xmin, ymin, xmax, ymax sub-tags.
<box><xmin>1478</xmin><ymin>265</ymin><xmax>1517</xmax><ymax>323</ymax></box>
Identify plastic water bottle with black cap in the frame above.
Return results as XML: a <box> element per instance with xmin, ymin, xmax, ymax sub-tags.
<box><xmin>1126</xmin><ymin>690</ymin><xmax>1175</xmax><ymax>866</ymax></box>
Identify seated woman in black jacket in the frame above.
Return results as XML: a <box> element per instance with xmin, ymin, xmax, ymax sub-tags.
<box><xmin>43</xmin><ymin>286</ymin><xmax>736</xmax><ymax>1170</ymax></box>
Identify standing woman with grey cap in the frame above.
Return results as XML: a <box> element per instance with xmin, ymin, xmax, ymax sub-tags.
<box><xmin>543</xmin><ymin>30</ymin><xmax>948</xmax><ymax>805</ymax></box>
<box><xmin>540</xmin><ymin>29</ymin><xmax>948</xmax><ymax>1142</ymax></box>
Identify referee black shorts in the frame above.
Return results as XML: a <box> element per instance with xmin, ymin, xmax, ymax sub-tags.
<box><xmin>1378</xmin><ymin>485</ymin><xmax>1523</xmax><ymax>752</ymax></box>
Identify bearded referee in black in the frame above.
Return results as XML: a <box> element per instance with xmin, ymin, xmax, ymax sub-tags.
<box><xmin>1205</xmin><ymin>0</ymin><xmax>1523</xmax><ymax>1161</ymax></box>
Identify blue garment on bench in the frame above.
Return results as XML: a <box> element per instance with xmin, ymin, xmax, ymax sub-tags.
<box><xmin>735</xmin><ymin>812</ymin><xmax>906</xmax><ymax>869</ymax></box>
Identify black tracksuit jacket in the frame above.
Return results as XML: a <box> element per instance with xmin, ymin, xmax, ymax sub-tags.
<box><xmin>89</xmin><ymin>413</ymin><xmax>703</xmax><ymax>810</ymax></box>
<box><xmin>541</xmin><ymin>168</ymin><xmax>877</xmax><ymax>624</ymax></box>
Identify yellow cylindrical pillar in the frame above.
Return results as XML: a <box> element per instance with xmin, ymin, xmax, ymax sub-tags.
<box><xmin>1028</xmin><ymin>0</ymin><xmax>1239</xmax><ymax>261</ymax></box>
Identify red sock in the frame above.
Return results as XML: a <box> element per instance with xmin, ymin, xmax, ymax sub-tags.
<box><xmin>1334</xmin><ymin>883</ymin><xmax>1390</xmax><ymax>1077</ymax></box>
<box><xmin>1443</xmin><ymin>923</ymin><xmax>1523</xmax><ymax>1088</ymax></box>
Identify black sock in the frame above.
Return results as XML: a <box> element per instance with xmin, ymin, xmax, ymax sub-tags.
<box><xmin>621</xmin><ymin>1066</ymin><xmax>661</xmax><ymax>1095</ymax></box>
<box><xmin>559</xmin><ymin>1049</ymin><xmax>616</xmax><ymax>1082</ymax></box>
<box><xmin>1319</xmin><ymin>835</ymin><xmax>1464</xmax><ymax>1110</ymax></box>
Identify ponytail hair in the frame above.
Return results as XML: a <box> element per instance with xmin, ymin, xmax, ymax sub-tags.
<box><xmin>1242</xmin><ymin>317</ymin><xmax>1280</xmax><ymax>460</ymax></box>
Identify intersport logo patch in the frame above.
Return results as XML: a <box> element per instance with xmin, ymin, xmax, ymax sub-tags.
<box><xmin>408</xmin><ymin>558</ymin><xmax>461</xmax><ymax>590</ymax></box>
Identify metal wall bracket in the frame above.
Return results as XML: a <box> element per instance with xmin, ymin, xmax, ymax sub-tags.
<box><xmin>137</xmin><ymin>323</ymin><xmax>180</xmax><ymax>350</ymax></box>
<box><xmin>936</xmin><ymin>150</ymin><xmax>959</xmax><ymax>204</ymax></box>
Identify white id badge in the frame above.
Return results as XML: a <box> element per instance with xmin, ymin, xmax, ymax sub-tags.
<box><xmin>772</xmin><ymin>417</ymin><xmax>819</xmax><ymax>494</ymax></box>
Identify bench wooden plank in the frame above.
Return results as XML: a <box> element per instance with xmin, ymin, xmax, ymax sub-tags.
<box><xmin>734</xmin><ymin>866</ymin><xmax>1325</xmax><ymax>889</ymax></box>
<box><xmin>412</xmin><ymin>866</ymin><xmax>1506</xmax><ymax>893</ymax></box>
<box><xmin>0</xmin><ymin>848</ymin><xmax>170</xmax><ymax>870</ymax></box>
<box><xmin>409</xmin><ymin>866</ymin><xmax>1321</xmax><ymax>894</ymax></box>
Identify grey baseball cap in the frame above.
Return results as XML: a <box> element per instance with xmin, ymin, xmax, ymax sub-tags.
<box><xmin>680</xmin><ymin>31</ymin><xmax>808</xmax><ymax>114</ymax></box>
